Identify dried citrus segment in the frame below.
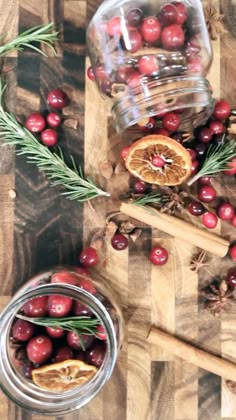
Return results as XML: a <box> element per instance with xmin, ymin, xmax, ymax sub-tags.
<box><xmin>32</xmin><ymin>359</ymin><xmax>97</xmax><ymax>392</ymax></box>
<box><xmin>125</xmin><ymin>135</ymin><xmax>192</xmax><ymax>186</ymax></box>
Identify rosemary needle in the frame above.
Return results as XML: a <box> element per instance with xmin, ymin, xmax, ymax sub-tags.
<box><xmin>0</xmin><ymin>80</ymin><xmax>110</xmax><ymax>202</ymax></box>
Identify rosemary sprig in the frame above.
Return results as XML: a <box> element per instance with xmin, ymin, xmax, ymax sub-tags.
<box><xmin>188</xmin><ymin>139</ymin><xmax>236</xmax><ymax>186</ymax></box>
<box><xmin>131</xmin><ymin>193</ymin><xmax>166</xmax><ymax>207</ymax></box>
<box><xmin>0</xmin><ymin>81</ymin><xmax>110</xmax><ymax>202</ymax></box>
<box><xmin>0</xmin><ymin>23</ymin><xmax>58</xmax><ymax>57</ymax></box>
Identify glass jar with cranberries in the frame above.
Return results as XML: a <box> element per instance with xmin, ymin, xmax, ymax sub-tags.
<box><xmin>87</xmin><ymin>0</ymin><xmax>213</xmax><ymax>133</ymax></box>
<box><xmin>0</xmin><ymin>267</ymin><xmax>123</xmax><ymax>415</ymax></box>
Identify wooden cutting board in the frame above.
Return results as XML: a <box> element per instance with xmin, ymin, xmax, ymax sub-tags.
<box><xmin>0</xmin><ymin>1</ymin><xmax>236</xmax><ymax>419</ymax></box>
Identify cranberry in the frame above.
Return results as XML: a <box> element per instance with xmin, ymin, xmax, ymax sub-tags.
<box><xmin>51</xmin><ymin>270</ymin><xmax>78</xmax><ymax>286</ymax></box>
<box><xmin>46</xmin><ymin>112</ymin><xmax>62</xmax><ymax>128</ymax></box>
<box><xmin>217</xmin><ymin>202</ymin><xmax>235</xmax><ymax>220</ymax></box>
<box><xmin>86</xmin><ymin>342</ymin><xmax>106</xmax><ymax>367</ymax></box>
<box><xmin>187</xmin><ymin>57</ymin><xmax>203</xmax><ymax>74</ymax></box>
<box><xmin>67</xmin><ymin>331</ymin><xmax>94</xmax><ymax>350</ymax></box>
<box><xmin>47</xmin><ymin>89</ymin><xmax>68</xmax><ymax>109</ymax></box>
<box><xmin>162</xmin><ymin>112</ymin><xmax>181</xmax><ymax>132</ymax></box>
<box><xmin>195</xmin><ymin>143</ymin><xmax>207</xmax><ymax>158</ymax></box>
<box><xmin>45</xmin><ymin>326</ymin><xmax>65</xmax><ymax>339</ymax></box>
<box><xmin>187</xmin><ymin>149</ymin><xmax>197</xmax><ymax>161</ymax></box>
<box><xmin>116</xmin><ymin>67</ymin><xmax>132</xmax><ymax>83</ymax></box>
<box><xmin>23</xmin><ymin>296</ymin><xmax>48</xmax><ymax>317</ymax></box>
<box><xmin>199</xmin><ymin>127</ymin><xmax>213</xmax><ymax>144</ymax></box>
<box><xmin>100</xmin><ymin>79</ymin><xmax>113</xmax><ymax>96</ymax></box>
<box><xmin>209</xmin><ymin>120</ymin><xmax>225</xmax><ymax>135</ymax></box>
<box><xmin>41</xmin><ymin>129</ymin><xmax>58</xmax><ymax>147</ymax></box>
<box><xmin>153</xmin><ymin>128</ymin><xmax>169</xmax><ymax>136</ymax></box>
<box><xmin>213</xmin><ymin>100</ymin><xmax>231</xmax><ymax>120</ymax></box>
<box><xmin>121</xmin><ymin>146</ymin><xmax>130</xmax><ymax>160</ymax></box>
<box><xmin>226</xmin><ymin>269</ymin><xmax>236</xmax><ymax>287</ymax></box>
<box><xmin>54</xmin><ymin>346</ymin><xmax>73</xmax><ymax>363</ymax></box>
<box><xmin>47</xmin><ymin>295</ymin><xmax>73</xmax><ymax>317</ymax></box>
<box><xmin>198</xmin><ymin>185</ymin><xmax>216</xmax><ymax>203</ymax></box>
<box><xmin>170</xmin><ymin>131</ymin><xmax>183</xmax><ymax>143</ymax></box>
<box><xmin>87</xmin><ymin>66</ymin><xmax>95</xmax><ymax>81</ymax></box>
<box><xmin>172</xmin><ymin>1</ymin><xmax>187</xmax><ymax>25</ymax></box>
<box><xmin>137</xmin><ymin>117</ymin><xmax>156</xmax><ymax>131</ymax></box>
<box><xmin>151</xmin><ymin>155</ymin><xmax>165</xmax><ymax>167</ymax></box>
<box><xmin>202</xmin><ymin>212</ymin><xmax>218</xmax><ymax>229</ymax></box>
<box><xmin>133</xmin><ymin>180</ymin><xmax>147</xmax><ymax>193</ymax></box>
<box><xmin>198</xmin><ymin>176</ymin><xmax>212</xmax><ymax>185</ymax></box>
<box><xmin>94</xmin><ymin>64</ymin><xmax>107</xmax><ymax>81</ymax></box>
<box><xmin>77</xmin><ymin>277</ymin><xmax>97</xmax><ymax>295</ymax></box>
<box><xmin>188</xmin><ymin>201</ymin><xmax>205</xmax><ymax>216</ymax></box>
<box><xmin>223</xmin><ymin>158</ymin><xmax>236</xmax><ymax>175</ymax></box>
<box><xmin>140</xmin><ymin>17</ymin><xmax>161</xmax><ymax>43</ymax></box>
<box><xmin>26</xmin><ymin>335</ymin><xmax>53</xmax><ymax>364</ymax></box>
<box><xmin>12</xmin><ymin>319</ymin><xmax>35</xmax><ymax>341</ymax></box>
<box><xmin>25</xmin><ymin>113</ymin><xmax>46</xmax><ymax>133</ymax></box>
<box><xmin>191</xmin><ymin>160</ymin><xmax>200</xmax><ymax>175</ymax></box>
<box><xmin>149</xmin><ymin>246</ymin><xmax>169</xmax><ymax>266</ymax></box>
<box><xmin>232</xmin><ymin>215</ymin><xmax>236</xmax><ymax>228</ymax></box>
<box><xmin>161</xmin><ymin>24</ymin><xmax>185</xmax><ymax>50</ymax></box>
<box><xmin>79</xmin><ymin>247</ymin><xmax>98</xmax><ymax>267</ymax></box>
<box><xmin>73</xmin><ymin>300</ymin><xmax>92</xmax><ymax>316</ymax></box>
<box><xmin>107</xmin><ymin>16</ymin><xmax>122</xmax><ymax>37</ymax></box>
<box><xmin>126</xmin><ymin>8</ymin><xmax>143</xmax><ymax>27</ymax></box>
<box><xmin>22</xmin><ymin>364</ymin><xmax>33</xmax><ymax>380</ymax></box>
<box><xmin>125</xmin><ymin>30</ymin><xmax>142</xmax><ymax>53</ymax></box>
<box><xmin>74</xmin><ymin>266</ymin><xmax>90</xmax><ymax>277</ymax></box>
<box><xmin>159</xmin><ymin>4</ymin><xmax>178</xmax><ymax>26</ymax></box>
<box><xmin>127</xmin><ymin>71</ymin><xmax>142</xmax><ymax>87</ymax></box>
<box><xmin>185</xmin><ymin>40</ymin><xmax>201</xmax><ymax>59</ymax></box>
<box><xmin>229</xmin><ymin>244</ymin><xmax>236</xmax><ymax>261</ymax></box>
<box><xmin>96</xmin><ymin>325</ymin><xmax>106</xmax><ymax>340</ymax></box>
<box><xmin>111</xmin><ymin>233</ymin><xmax>128</xmax><ymax>251</ymax></box>
<box><xmin>138</xmin><ymin>55</ymin><xmax>159</xmax><ymax>76</ymax></box>
<box><xmin>74</xmin><ymin>351</ymin><xmax>85</xmax><ymax>361</ymax></box>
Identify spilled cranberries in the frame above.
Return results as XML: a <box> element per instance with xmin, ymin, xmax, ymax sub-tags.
<box><xmin>149</xmin><ymin>246</ymin><xmax>169</xmax><ymax>266</ymax></box>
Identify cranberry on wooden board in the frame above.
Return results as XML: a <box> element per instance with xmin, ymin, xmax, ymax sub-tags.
<box><xmin>209</xmin><ymin>120</ymin><xmax>225</xmax><ymax>135</ymax></box>
<box><xmin>187</xmin><ymin>149</ymin><xmax>197</xmax><ymax>161</ymax></box>
<box><xmin>149</xmin><ymin>246</ymin><xmax>169</xmax><ymax>266</ymax></box>
<box><xmin>47</xmin><ymin>89</ymin><xmax>68</xmax><ymax>109</ymax></box>
<box><xmin>41</xmin><ymin>129</ymin><xmax>58</xmax><ymax>147</ymax></box>
<box><xmin>26</xmin><ymin>335</ymin><xmax>53</xmax><ymax>364</ymax></box>
<box><xmin>191</xmin><ymin>160</ymin><xmax>200</xmax><ymax>175</ymax></box>
<box><xmin>111</xmin><ymin>233</ymin><xmax>129</xmax><ymax>251</ymax></box>
<box><xmin>213</xmin><ymin>100</ymin><xmax>231</xmax><ymax>120</ymax></box>
<box><xmin>133</xmin><ymin>180</ymin><xmax>147</xmax><ymax>193</ymax></box>
<box><xmin>223</xmin><ymin>158</ymin><xmax>236</xmax><ymax>175</ymax></box>
<box><xmin>188</xmin><ymin>201</ymin><xmax>205</xmax><ymax>216</ymax></box>
<box><xmin>46</xmin><ymin>112</ymin><xmax>62</xmax><ymax>128</ymax></box>
<box><xmin>87</xmin><ymin>66</ymin><xmax>95</xmax><ymax>81</ymax></box>
<box><xmin>162</xmin><ymin>112</ymin><xmax>181</xmax><ymax>132</ymax></box>
<box><xmin>229</xmin><ymin>244</ymin><xmax>236</xmax><ymax>261</ymax></box>
<box><xmin>79</xmin><ymin>247</ymin><xmax>98</xmax><ymax>267</ymax></box>
<box><xmin>217</xmin><ymin>202</ymin><xmax>235</xmax><ymax>220</ymax></box>
<box><xmin>25</xmin><ymin>113</ymin><xmax>46</xmax><ymax>133</ymax></box>
<box><xmin>226</xmin><ymin>269</ymin><xmax>236</xmax><ymax>287</ymax></box>
<box><xmin>202</xmin><ymin>212</ymin><xmax>218</xmax><ymax>229</ymax></box>
<box><xmin>198</xmin><ymin>186</ymin><xmax>216</xmax><ymax>203</ymax></box>
<box><xmin>198</xmin><ymin>176</ymin><xmax>212</xmax><ymax>186</ymax></box>
<box><xmin>232</xmin><ymin>215</ymin><xmax>236</xmax><ymax>228</ymax></box>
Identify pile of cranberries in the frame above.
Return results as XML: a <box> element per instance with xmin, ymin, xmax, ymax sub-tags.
<box><xmin>11</xmin><ymin>270</ymin><xmax>108</xmax><ymax>381</ymax></box>
<box><xmin>25</xmin><ymin>89</ymin><xmax>68</xmax><ymax>147</ymax></box>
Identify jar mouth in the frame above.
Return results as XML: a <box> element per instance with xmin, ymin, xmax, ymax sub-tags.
<box><xmin>111</xmin><ymin>75</ymin><xmax>214</xmax><ymax>134</ymax></box>
<box><xmin>0</xmin><ymin>282</ymin><xmax>119</xmax><ymax>415</ymax></box>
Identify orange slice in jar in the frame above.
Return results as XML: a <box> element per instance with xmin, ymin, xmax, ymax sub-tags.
<box><xmin>125</xmin><ymin>135</ymin><xmax>192</xmax><ymax>186</ymax></box>
<box><xmin>32</xmin><ymin>359</ymin><xmax>97</xmax><ymax>392</ymax></box>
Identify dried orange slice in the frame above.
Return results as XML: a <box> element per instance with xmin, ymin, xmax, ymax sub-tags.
<box><xmin>125</xmin><ymin>135</ymin><xmax>192</xmax><ymax>186</ymax></box>
<box><xmin>32</xmin><ymin>359</ymin><xmax>97</xmax><ymax>392</ymax></box>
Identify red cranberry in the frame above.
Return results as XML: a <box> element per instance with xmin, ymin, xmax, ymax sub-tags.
<box><xmin>87</xmin><ymin>66</ymin><xmax>95</xmax><ymax>81</ymax></box>
<box><xmin>22</xmin><ymin>364</ymin><xmax>33</xmax><ymax>380</ymax></box>
<box><xmin>67</xmin><ymin>331</ymin><xmax>94</xmax><ymax>350</ymax></box>
<box><xmin>23</xmin><ymin>296</ymin><xmax>48</xmax><ymax>317</ymax></box>
<box><xmin>198</xmin><ymin>185</ymin><xmax>216</xmax><ymax>203</ymax></box>
<box><xmin>140</xmin><ymin>17</ymin><xmax>161</xmax><ymax>43</ymax></box>
<box><xmin>46</xmin><ymin>112</ymin><xmax>62</xmax><ymax>128</ymax></box>
<box><xmin>191</xmin><ymin>160</ymin><xmax>200</xmax><ymax>175</ymax></box>
<box><xmin>198</xmin><ymin>176</ymin><xmax>212</xmax><ymax>186</ymax></box>
<box><xmin>151</xmin><ymin>155</ymin><xmax>165</xmax><ymax>167</ymax></box>
<box><xmin>133</xmin><ymin>180</ymin><xmax>147</xmax><ymax>193</ymax></box>
<box><xmin>94</xmin><ymin>64</ymin><xmax>107</xmax><ymax>81</ymax></box>
<box><xmin>79</xmin><ymin>247</ymin><xmax>98</xmax><ymax>267</ymax></box>
<box><xmin>116</xmin><ymin>67</ymin><xmax>132</xmax><ymax>83</ymax></box>
<box><xmin>111</xmin><ymin>233</ymin><xmax>129</xmax><ymax>251</ymax></box>
<box><xmin>100</xmin><ymin>79</ymin><xmax>113</xmax><ymax>96</ymax></box>
<box><xmin>185</xmin><ymin>40</ymin><xmax>201</xmax><ymax>59</ymax></box>
<box><xmin>138</xmin><ymin>55</ymin><xmax>159</xmax><ymax>76</ymax></box>
<box><xmin>229</xmin><ymin>244</ymin><xmax>236</xmax><ymax>261</ymax></box>
<box><xmin>74</xmin><ymin>351</ymin><xmax>85</xmax><ymax>361</ymax></box>
<box><xmin>73</xmin><ymin>300</ymin><xmax>92</xmax><ymax>316</ymax></box>
<box><xmin>125</xmin><ymin>30</ymin><xmax>142</xmax><ymax>53</ymax></box>
<box><xmin>41</xmin><ymin>129</ymin><xmax>58</xmax><ymax>147</ymax></box>
<box><xmin>77</xmin><ymin>277</ymin><xmax>97</xmax><ymax>295</ymax></box>
<box><xmin>187</xmin><ymin>149</ymin><xmax>197</xmax><ymax>161</ymax></box>
<box><xmin>202</xmin><ymin>212</ymin><xmax>218</xmax><ymax>229</ymax></box>
<box><xmin>161</xmin><ymin>24</ymin><xmax>185</xmax><ymax>50</ymax></box>
<box><xmin>121</xmin><ymin>146</ymin><xmax>130</xmax><ymax>160</ymax></box>
<box><xmin>188</xmin><ymin>201</ymin><xmax>205</xmax><ymax>216</ymax></box>
<box><xmin>126</xmin><ymin>8</ymin><xmax>143</xmax><ymax>27</ymax></box>
<box><xmin>223</xmin><ymin>158</ymin><xmax>236</xmax><ymax>175</ymax></box>
<box><xmin>232</xmin><ymin>215</ymin><xmax>236</xmax><ymax>228</ymax></box>
<box><xmin>54</xmin><ymin>346</ymin><xmax>73</xmax><ymax>363</ymax></box>
<box><xmin>187</xmin><ymin>57</ymin><xmax>203</xmax><ymax>73</ymax></box>
<box><xmin>86</xmin><ymin>342</ymin><xmax>106</xmax><ymax>367</ymax></box>
<box><xmin>149</xmin><ymin>246</ymin><xmax>169</xmax><ymax>266</ymax></box>
<box><xmin>213</xmin><ymin>100</ymin><xmax>231</xmax><ymax>120</ymax></box>
<box><xmin>51</xmin><ymin>270</ymin><xmax>78</xmax><ymax>285</ymax></box>
<box><xmin>127</xmin><ymin>71</ymin><xmax>142</xmax><ymax>87</ymax></box>
<box><xmin>96</xmin><ymin>325</ymin><xmax>106</xmax><ymax>340</ymax></box>
<box><xmin>198</xmin><ymin>127</ymin><xmax>213</xmax><ymax>143</ymax></box>
<box><xmin>25</xmin><ymin>113</ymin><xmax>46</xmax><ymax>133</ymax></box>
<box><xmin>47</xmin><ymin>89</ymin><xmax>68</xmax><ymax>109</ymax></box>
<box><xmin>107</xmin><ymin>16</ymin><xmax>122</xmax><ymax>37</ymax></box>
<box><xmin>137</xmin><ymin>117</ymin><xmax>156</xmax><ymax>131</ymax></box>
<box><xmin>226</xmin><ymin>269</ymin><xmax>236</xmax><ymax>287</ymax></box>
<box><xmin>162</xmin><ymin>112</ymin><xmax>181</xmax><ymax>132</ymax></box>
<box><xmin>74</xmin><ymin>266</ymin><xmax>90</xmax><ymax>277</ymax></box>
<box><xmin>26</xmin><ymin>335</ymin><xmax>53</xmax><ymax>364</ymax></box>
<box><xmin>153</xmin><ymin>128</ymin><xmax>169</xmax><ymax>136</ymax></box>
<box><xmin>159</xmin><ymin>4</ymin><xmax>178</xmax><ymax>26</ymax></box>
<box><xmin>172</xmin><ymin>1</ymin><xmax>188</xmax><ymax>24</ymax></box>
<box><xmin>209</xmin><ymin>120</ymin><xmax>225</xmax><ymax>135</ymax></box>
<box><xmin>195</xmin><ymin>143</ymin><xmax>207</xmax><ymax>158</ymax></box>
<box><xmin>12</xmin><ymin>319</ymin><xmax>35</xmax><ymax>341</ymax></box>
<box><xmin>45</xmin><ymin>326</ymin><xmax>65</xmax><ymax>339</ymax></box>
<box><xmin>47</xmin><ymin>295</ymin><xmax>73</xmax><ymax>317</ymax></box>
<box><xmin>217</xmin><ymin>202</ymin><xmax>235</xmax><ymax>220</ymax></box>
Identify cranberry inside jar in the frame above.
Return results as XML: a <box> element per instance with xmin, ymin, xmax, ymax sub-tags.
<box><xmin>0</xmin><ymin>268</ymin><xmax>123</xmax><ymax>415</ymax></box>
<box><xmin>87</xmin><ymin>0</ymin><xmax>213</xmax><ymax>134</ymax></box>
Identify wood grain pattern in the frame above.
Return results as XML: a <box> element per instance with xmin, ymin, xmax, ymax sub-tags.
<box><xmin>0</xmin><ymin>0</ymin><xmax>236</xmax><ymax>419</ymax></box>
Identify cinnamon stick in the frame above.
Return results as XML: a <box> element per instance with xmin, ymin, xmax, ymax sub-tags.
<box><xmin>147</xmin><ymin>327</ymin><xmax>236</xmax><ymax>382</ymax></box>
<box><xmin>120</xmin><ymin>202</ymin><xmax>229</xmax><ymax>258</ymax></box>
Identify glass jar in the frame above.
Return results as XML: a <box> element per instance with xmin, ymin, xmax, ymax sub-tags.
<box><xmin>0</xmin><ymin>267</ymin><xmax>123</xmax><ymax>416</ymax></box>
<box><xmin>87</xmin><ymin>0</ymin><xmax>213</xmax><ymax>133</ymax></box>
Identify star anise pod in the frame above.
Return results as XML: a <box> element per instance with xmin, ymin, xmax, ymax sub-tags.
<box><xmin>204</xmin><ymin>2</ymin><xmax>227</xmax><ymax>40</ymax></box>
<box><xmin>200</xmin><ymin>279</ymin><xmax>235</xmax><ymax>316</ymax></box>
<box><xmin>158</xmin><ymin>186</ymin><xmax>189</xmax><ymax>214</ymax></box>
<box><xmin>226</xmin><ymin>380</ymin><xmax>236</xmax><ymax>395</ymax></box>
<box><xmin>189</xmin><ymin>250</ymin><xmax>209</xmax><ymax>273</ymax></box>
